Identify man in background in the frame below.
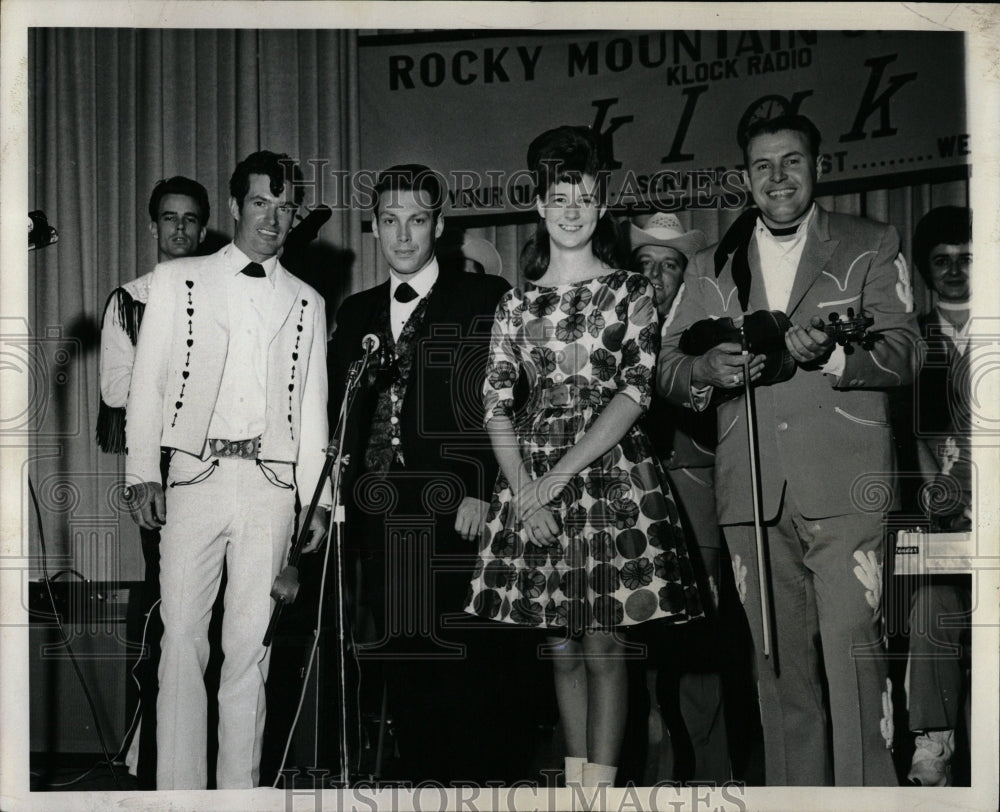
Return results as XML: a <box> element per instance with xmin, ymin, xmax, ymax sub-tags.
<box><xmin>97</xmin><ymin>175</ymin><xmax>210</xmax><ymax>788</ymax></box>
<box><xmin>630</xmin><ymin>212</ymin><xmax>737</xmax><ymax>784</ymax></box>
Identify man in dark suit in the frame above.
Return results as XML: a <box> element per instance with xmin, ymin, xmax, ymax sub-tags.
<box><xmin>329</xmin><ymin>165</ymin><xmax>527</xmax><ymax>783</ymax></box>
<box><xmin>658</xmin><ymin>115</ymin><xmax>920</xmax><ymax>785</ymax></box>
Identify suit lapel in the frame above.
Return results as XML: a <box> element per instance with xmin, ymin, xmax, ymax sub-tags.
<box><xmin>785</xmin><ymin>205</ymin><xmax>838</xmax><ymax>316</ymax></box>
<box><xmin>418</xmin><ymin>270</ymin><xmax>453</xmax><ymax>337</ymax></box>
<box><xmin>266</xmin><ymin>263</ymin><xmax>300</xmax><ymax>343</ymax></box>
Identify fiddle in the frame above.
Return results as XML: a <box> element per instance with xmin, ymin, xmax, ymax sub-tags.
<box><xmin>679</xmin><ymin>308</ymin><xmax>876</xmax><ymax>397</ymax></box>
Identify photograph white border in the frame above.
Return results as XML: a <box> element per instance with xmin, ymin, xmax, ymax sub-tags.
<box><xmin>2</xmin><ymin>3</ymin><xmax>997</xmax><ymax>811</ymax></box>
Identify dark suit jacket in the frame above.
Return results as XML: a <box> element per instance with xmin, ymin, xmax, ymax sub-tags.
<box><xmin>916</xmin><ymin>308</ymin><xmax>971</xmax><ymax>437</ymax></box>
<box><xmin>659</xmin><ymin>204</ymin><xmax>921</xmax><ymax>523</ymax></box>
<box><xmin>329</xmin><ymin>268</ymin><xmax>510</xmax><ymax>529</ymax></box>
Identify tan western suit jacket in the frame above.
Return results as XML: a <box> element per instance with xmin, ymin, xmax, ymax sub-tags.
<box><xmin>659</xmin><ymin>205</ymin><xmax>920</xmax><ymax>523</ymax></box>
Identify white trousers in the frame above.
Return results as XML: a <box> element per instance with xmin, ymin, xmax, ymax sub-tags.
<box><xmin>156</xmin><ymin>451</ymin><xmax>296</xmax><ymax>789</ymax></box>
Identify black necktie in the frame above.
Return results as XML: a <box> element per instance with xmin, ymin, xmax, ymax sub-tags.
<box><xmin>241</xmin><ymin>261</ymin><xmax>266</xmax><ymax>278</ymax></box>
<box><xmin>394</xmin><ymin>282</ymin><xmax>418</xmax><ymax>303</ymax></box>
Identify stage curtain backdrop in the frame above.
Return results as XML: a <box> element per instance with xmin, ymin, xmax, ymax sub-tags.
<box><xmin>27</xmin><ymin>28</ymin><xmax>968</xmax><ymax>581</ymax></box>
<box><xmin>27</xmin><ymin>28</ymin><xmax>365</xmax><ymax>580</ymax></box>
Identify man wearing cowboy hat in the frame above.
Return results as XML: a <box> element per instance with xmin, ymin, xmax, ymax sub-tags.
<box><xmin>437</xmin><ymin>230</ymin><xmax>504</xmax><ymax>277</ymax></box>
<box><xmin>631</xmin><ymin>212</ymin><xmax>707</xmax><ymax>319</ymax></box>
<box><xmin>629</xmin><ymin>213</ymin><xmax>738</xmax><ymax>784</ymax></box>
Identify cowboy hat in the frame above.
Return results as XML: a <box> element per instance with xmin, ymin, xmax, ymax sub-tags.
<box><xmin>460</xmin><ymin>234</ymin><xmax>503</xmax><ymax>276</ymax></box>
<box><xmin>629</xmin><ymin>212</ymin><xmax>707</xmax><ymax>265</ymax></box>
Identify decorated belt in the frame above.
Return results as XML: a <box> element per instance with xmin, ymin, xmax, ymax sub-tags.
<box><xmin>208</xmin><ymin>436</ymin><xmax>261</xmax><ymax>459</ymax></box>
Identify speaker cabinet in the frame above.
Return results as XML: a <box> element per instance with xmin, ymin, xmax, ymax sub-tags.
<box><xmin>29</xmin><ymin>581</ymin><xmax>135</xmax><ymax>755</ymax></box>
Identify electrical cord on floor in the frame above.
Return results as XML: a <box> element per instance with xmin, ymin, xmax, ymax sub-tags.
<box><xmin>47</xmin><ymin>595</ymin><xmax>159</xmax><ymax>788</ymax></box>
<box><xmin>28</xmin><ymin>476</ymin><xmax>123</xmax><ymax>791</ymax></box>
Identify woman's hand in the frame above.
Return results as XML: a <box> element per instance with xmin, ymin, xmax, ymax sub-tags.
<box><xmin>521</xmin><ymin>505</ymin><xmax>560</xmax><ymax>545</ymax></box>
<box><xmin>513</xmin><ymin>474</ymin><xmax>568</xmax><ymax>544</ymax></box>
<box><xmin>513</xmin><ymin>474</ymin><xmax>562</xmax><ymax>520</ymax></box>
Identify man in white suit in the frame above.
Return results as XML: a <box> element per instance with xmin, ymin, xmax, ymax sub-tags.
<box><xmin>125</xmin><ymin>151</ymin><xmax>331</xmax><ymax>789</ymax></box>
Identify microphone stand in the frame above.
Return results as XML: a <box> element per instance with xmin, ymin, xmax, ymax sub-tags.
<box><xmin>740</xmin><ymin>335</ymin><xmax>774</xmax><ymax>665</ymax></box>
<box><xmin>264</xmin><ymin>341</ymin><xmax>377</xmax><ymax>789</ymax></box>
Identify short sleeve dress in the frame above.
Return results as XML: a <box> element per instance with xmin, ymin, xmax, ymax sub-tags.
<box><xmin>464</xmin><ymin>270</ymin><xmax>704</xmax><ymax>632</ymax></box>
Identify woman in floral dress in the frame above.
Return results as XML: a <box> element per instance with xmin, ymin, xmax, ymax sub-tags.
<box><xmin>464</xmin><ymin>126</ymin><xmax>703</xmax><ymax>788</ymax></box>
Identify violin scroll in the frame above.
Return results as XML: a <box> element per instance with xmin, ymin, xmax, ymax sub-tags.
<box><xmin>826</xmin><ymin>308</ymin><xmax>877</xmax><ymax>353</ymax></box>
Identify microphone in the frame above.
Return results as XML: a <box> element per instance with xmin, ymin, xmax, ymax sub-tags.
<box><xmin>361</xmin><ymin>333</ymin><xmax>381</xmax><ymax>354</ymax></box>
<box><xmin>29</xmin><ymin>210</ymin><xmax>58</xmax><ymax>250</ymax></box>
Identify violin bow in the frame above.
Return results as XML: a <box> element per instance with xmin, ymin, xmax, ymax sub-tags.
<box><xmin>740</xmin><ymin>334</ymin><xmax>773</xmax><ymax>662</ymax></box>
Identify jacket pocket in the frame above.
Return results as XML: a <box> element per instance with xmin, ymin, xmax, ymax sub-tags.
<box><xmin>834</xmin><ymin>406</ymin><xmax>889</xmax><ymax>428</ymax></box>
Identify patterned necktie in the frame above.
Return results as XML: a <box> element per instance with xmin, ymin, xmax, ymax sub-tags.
<box><xmin>241</xmin><ymin>261</ymin><xmax>266</xmax><ymax>278</ymax></box>
<box><xmin>394</xmin><ymin>282</ymin><xmax>418</xmax><ymax>303</ymax></box>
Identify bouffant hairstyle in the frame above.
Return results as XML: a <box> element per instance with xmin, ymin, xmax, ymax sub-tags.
<box><xmin>521</xmin><ymin>125</ymin><xmax>623</xmax><ymax>281</ymax></box>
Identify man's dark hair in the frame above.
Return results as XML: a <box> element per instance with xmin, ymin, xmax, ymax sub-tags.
<box><xmin>148</xmin><ymin>176</ymin><xmax>211</xmax><ymax>226</ymax></box>
<box><xmin>372</xmin><ymin>164</ymin><xmax>447</xmax><ymax>221</ymax></box>
<box><xmin>740</xmin><ymin>114</ymin><xmax>823</xmax><ymax>164</ymax></box>
<box><xmin>229</xmin><ymin>150</ymin><xmax>305</xmax><ymax>209</ymax></box>
<box><xmin>911</xmin><ymin>206</ymin><xmax>972</xmax><ymax>282</ymax></box>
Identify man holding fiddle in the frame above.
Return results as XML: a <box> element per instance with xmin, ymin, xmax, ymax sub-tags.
<box><xmin>658</xmin><ymin>114</ymin><xmax>919</xmax><ymax>785</ymax></box>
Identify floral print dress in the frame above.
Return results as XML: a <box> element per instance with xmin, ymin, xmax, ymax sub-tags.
<box><xmin>464</xmin><ymin>270</ymin><xmax>704</xmax><ymax>632</ymax></box>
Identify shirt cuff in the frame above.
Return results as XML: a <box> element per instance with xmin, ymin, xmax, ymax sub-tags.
<box><xmin>821</xmin><ymin>345</ymin><xmax>846</xmax><ymax>377</ymax></box>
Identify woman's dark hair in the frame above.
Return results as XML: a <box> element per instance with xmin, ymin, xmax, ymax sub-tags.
<box><xmin>522</xmin><ymin>125</ymin><xmax>622</xmax><ymax>281</ymax></box>
<box><xmin>911</xmin><ymin>206</ymin><xmax>972</xmax><ymax>283</ymax></box>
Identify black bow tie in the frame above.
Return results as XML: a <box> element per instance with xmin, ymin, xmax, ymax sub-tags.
<box><xmin>394</xmin><ymin>282</ymin><xmax>418</xmax><ymax>303</ymax></box>
<box><xmin>241</xmin><ymin>262</ymin><xmax>266</xmax><ymax>278</ymax></box>
<box><xmin>762</xmin><ymin>221</ymin><xmax>801</xmax><ymax>237</ymax></box>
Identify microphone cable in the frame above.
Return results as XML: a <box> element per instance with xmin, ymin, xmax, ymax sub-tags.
<box><xmin>271</xmin><ymin>364</ymin><xmax>367</xmax><ymax>787</ymax></box>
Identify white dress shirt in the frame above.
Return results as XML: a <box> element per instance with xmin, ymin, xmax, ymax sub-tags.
<box><xmin>206</xmin><ymin>247</ymin><xmax>277</xmax><ymax>440</ymax></box>
<box><xmin>389</xmin><ymin>258</ymin><xmax>438</xmax><ymax>341</ymax></box>
<box><xmin>755</xmin><ymin>204</ymin><xmax>845</xmax><ymax>377</ymax></box>
<box><xmin>754</xmin><ymin>204</ymin><xmax>815</xmax><ymax>313</ymax></box>
<box><xmin>935</xmin><ymin>302</ymin><xmax>970</xmax><ymax>355</ymax></box>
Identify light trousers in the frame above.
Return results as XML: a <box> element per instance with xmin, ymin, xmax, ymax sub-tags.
<box><xmin>724</xmin><ymin>490</ymin><xmax>897</xmax><ymax>786</ymax></box>
<box><xmin>156</xmin><ymin>452</ymin><xmax>295</xmax><ymax>789</ymax></box>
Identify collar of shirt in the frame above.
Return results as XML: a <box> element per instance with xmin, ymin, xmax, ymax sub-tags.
<box><xmin>753</xmin><ymin>203</ymin><xmax>816</xmax><ymax>312</ymax></box>
<box><xmin>389</xmin><ymin>258</ymin><xmax>438</xmax><ymax>342</ymax></box>
<box><xmin>935</xmin><ymin>304</ymin><xmax>971</xmax><ymax>353</ymax></box>
<box><xmin>389</xmin><ymin>258</ymin><xmax>439</xmax><ymax>301</ymax></box>
<box><xmin>754</xmin><ymin>202</ymin><xmax>816</xmax><ymax>254</ymax></box>
<box><xmin>229</xmin><ymin>244</ymin><xmax>279</xmax><ymax>288</ymax></box>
